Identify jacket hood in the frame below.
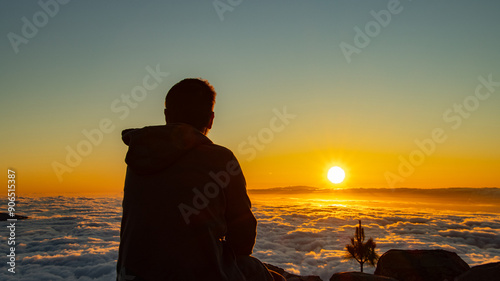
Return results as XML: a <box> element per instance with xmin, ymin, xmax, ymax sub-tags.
<box><xmin>122</xmin><ymin>124</ymin><xmax>212</xmax><ymax>175</ymax></box>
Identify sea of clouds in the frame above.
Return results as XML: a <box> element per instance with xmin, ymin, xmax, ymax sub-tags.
<box><xmin>1</xmin><ymin>189</ymin><xmax>499</xmax><ymax>281</ymax></box>
<box><xmin>250</xmin><ymin>192</ymin><xmax>500</xmax><ymax>280</ymax></box>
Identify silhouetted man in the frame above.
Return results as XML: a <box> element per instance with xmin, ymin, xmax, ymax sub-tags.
<box><xmin>117</xmin><ymin>79</ymin><xmax>281</xmax><ymax>281</ymax></box>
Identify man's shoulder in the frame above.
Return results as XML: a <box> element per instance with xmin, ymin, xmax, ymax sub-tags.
<box><xmin>200</xmin><ymin>142</ymin><xmax>236</xmax><ymax>158</ymax></box>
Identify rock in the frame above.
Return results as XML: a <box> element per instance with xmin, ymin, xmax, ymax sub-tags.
<box><xmin>264</xmin><ymin>263</ymin><xmax>323</xmax><ymax>281</ymax></box>
<box><xmin>455</xmin><ymin>262</ymin><xmax>500</xmax><ymax>281</ymax></box>
<box><xmin>330</xmin><ymin>271</ymin><xmax>399</xmax><ymax>281</ymax></box>
<box><xmin>0</xmin><ymin>212</ymin><xmax>28</xmax><ymax>221</ymax></box>
<box><xmin>374</xmin><ymin>249</ymin><xmax>469</xmax><ymax>281</ymax></box>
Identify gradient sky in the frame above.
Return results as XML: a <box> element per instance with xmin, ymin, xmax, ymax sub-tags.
<box><xmin>1</xmin><ymin>0</ymin><xmax>499</xmax><ymax>194</ymax></box>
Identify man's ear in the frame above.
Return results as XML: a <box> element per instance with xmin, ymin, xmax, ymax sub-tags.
<box><xmin>207</xmin><ymin>112</ymin><xmax>214</xmax><ymax>130</ymax></box>
<box><xmin>164</xmin><ymin>108</ymin><xmax>168</xmax><ymax>124</ymax></box>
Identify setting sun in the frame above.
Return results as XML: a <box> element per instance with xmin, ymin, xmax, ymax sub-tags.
<box><xmin>327</xmin><ymin>166</ymin><xmax>345</xmax><ymax>184</ymax></box>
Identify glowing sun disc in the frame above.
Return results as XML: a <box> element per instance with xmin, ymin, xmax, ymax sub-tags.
<box><xmin>327</xmin><ymin>166</ymin><xmax>345</xmax><ymax>184</ymax></box>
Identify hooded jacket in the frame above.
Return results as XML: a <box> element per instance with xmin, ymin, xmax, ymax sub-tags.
<box><xmin>117</xmin><ymin>124</ymin><xmax>257</xmax><ymax>281</ymax></box>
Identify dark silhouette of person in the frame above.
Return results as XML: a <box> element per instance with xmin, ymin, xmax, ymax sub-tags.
<box><xmin>117</xmin><ymin>78</ymin><xmax>284</xmax><ymax>281</ymax></box>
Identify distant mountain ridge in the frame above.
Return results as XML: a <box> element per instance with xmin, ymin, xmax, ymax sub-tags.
<box><xmin>249</xmin><ymin>186</ymin><xmax>324</xmax><ymax>194</ymax></box>
<box><xmin>248</xmin><ymin>186</ymin><xmax>500</xmax><ymax>206</ymax></box>
<box><xmin>249</xmin><ymin>186</ymin><xmax>499</xmax><ymax>194</ymax></box>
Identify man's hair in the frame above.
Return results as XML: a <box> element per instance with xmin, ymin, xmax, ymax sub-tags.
<box><xmin>165</xmin><ymin>78</ymin><xmax>216</xmax><ymax>132</ymax></box>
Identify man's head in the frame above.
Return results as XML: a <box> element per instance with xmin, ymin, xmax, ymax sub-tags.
<box><xmin>164</xmin><ymin>78</ymin><xmax>216</xmax><ymax>135</ymax></box>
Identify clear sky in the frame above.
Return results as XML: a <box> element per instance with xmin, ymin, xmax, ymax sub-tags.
<box><xmin>1</xmin><ymin>0</ymin><xmax>499</xmax><ymax>194</ymax></box>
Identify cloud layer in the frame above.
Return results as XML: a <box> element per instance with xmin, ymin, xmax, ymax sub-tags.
<box><xmin>1</xmin><ymin>196</ymin><xmax>121</xmax><ymax>281</ymax></box>
<box><xmin>251</xmin><ymin>194</ymin><xmax>500</xmax><ymax>280</ymax></box>
<box><xmin>1</xmin><ymin>191</ymin><xmax>499</xmax><ymax>281</ymax></box>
